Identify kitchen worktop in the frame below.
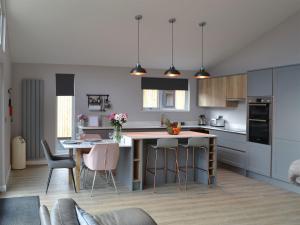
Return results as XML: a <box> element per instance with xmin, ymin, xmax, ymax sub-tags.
<box><xmin>79</xmin><ymin>123</ymin><xmax>246</xmax><ymax>135</ymax></box>
<box><xmin>123</xmin><ymin>131</ymin><xmax>216</xmax><ymax>140</ymax></box>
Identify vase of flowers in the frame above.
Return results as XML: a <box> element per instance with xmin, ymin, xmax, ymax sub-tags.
<box><xmin>108</xmin><ymin>112</ymin><xmax>128</xmax><ymax>142</ymax></box>
<box><xmin>77</xmin><ymin>114</ymin><xmax>88</xmax><ymax>126</ymax></box>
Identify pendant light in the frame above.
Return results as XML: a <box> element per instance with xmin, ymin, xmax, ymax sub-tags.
<box><xmin>164</xmin><ymin>18</ymin><xmax>181</xmax><ymax>77</ymax></box>
<box><xmin>130</xmin><ymin>15</ymin><xmax>147</xmax><ymax>76</ymax></box>
<box><xmin>194</xmin><ymin>22</ymin><xmax>210</xmax><ymax>79</ymax></box>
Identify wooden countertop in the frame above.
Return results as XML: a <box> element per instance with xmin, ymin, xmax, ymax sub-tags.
<box><xmin>123</xmin><ymin>131</ymin><xmax>216</xmax><ymax>140</ymax></box>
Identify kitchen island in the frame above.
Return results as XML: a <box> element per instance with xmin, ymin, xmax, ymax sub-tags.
<box><xmin>123</xmin><ymin>131</ymin><xmax>217</xmax><ymax>191</ymax></box>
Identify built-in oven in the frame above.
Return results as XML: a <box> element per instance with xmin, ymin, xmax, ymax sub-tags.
<box><xmin>247</xmin><ymin>97</ymin><xmax>272</xmax><ymax>145</ymax></box>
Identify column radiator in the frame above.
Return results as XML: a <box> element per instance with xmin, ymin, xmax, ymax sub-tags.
<box><xmin>21</xmin><ymin>79</ymin><xmax>44</xmax><ymax>160</ymax></box>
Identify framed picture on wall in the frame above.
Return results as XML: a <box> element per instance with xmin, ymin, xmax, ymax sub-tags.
<box><xmin>88</xmin><ymin>115</ymin><xmax>99</xmax><ymax>127</ymax></box>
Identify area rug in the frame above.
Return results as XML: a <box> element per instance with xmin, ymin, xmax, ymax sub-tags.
<box><xmin>0</xmin><ymin>196</ymin><xmax>40</xmax><ymax>225</ymax></box>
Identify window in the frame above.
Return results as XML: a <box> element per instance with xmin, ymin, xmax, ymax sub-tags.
<box><xmin>56</xmin><ymin>96</ymin><xmax>73</xmax><ymax>138</ymax></box>
<box><xmin>143</xmin><ymin>89</ymin><xmax>189</xmax><ymax>111</ymax></box>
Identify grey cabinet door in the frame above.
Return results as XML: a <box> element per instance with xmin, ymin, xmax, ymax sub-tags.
<box><xmin>272</xmin><ymin>138</ymin><xmax>300</xmax><ymax>182</ymax></box>
<box><xmin>247</xmin><ymin>142</ymin><xmax>271</xmax><ymax>176</ymax></box>
<box><xmin>247</xmin><ymin>68</ymin><xmax>273</xmax><ymax>96</ymax></box>
<box><xmin>273</xmin><ymin>64</ymin><xmax>300</xmax><ymax>141</ymax></box>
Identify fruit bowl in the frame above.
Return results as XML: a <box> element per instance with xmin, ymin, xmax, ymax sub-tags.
<box><xmin>167</xmin><ymin>126</ymin><xmax>181</xmax><ymax>135</ymax></box>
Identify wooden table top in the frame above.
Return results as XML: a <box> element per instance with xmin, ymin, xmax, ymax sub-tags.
<box><xmin>123</xmin><ymin>131</ymin><xmax>216</xmax><ymax>140</ymax></box>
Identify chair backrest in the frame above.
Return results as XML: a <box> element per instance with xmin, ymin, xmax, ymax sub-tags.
<box><xmin>41</xmin><ymin>139</ymin><xmax>53</xmax><ymax>161</ymax></box>
<box><xmin>83</xmin><ymin>143</ymin><xmax>119</xmax><ymax>171</ymax></box>
<box><xmin>187</xmin><ymin>137</ymin><xmax>208</xmax><ymax>148</ymax></box>
<box><xmin>80</xmin><ymin>133</ymin><xmax>102</xmax><ymax>140</ymax></box>
<box><xmin>157</xmin><ymin>138</ymin><xmax>178</xmax><ymax>148</ymax></box>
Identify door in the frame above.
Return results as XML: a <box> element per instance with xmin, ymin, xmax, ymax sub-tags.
<box><xmin>198</xmin><ymin>78</ymin><xmax>211</xmax><ymax>107</ymax></box>
<box><xmin>247</xmin><ymin>68</ymin><xmax>273</xmax><ymax>96</ymax></box>
<box><xmin>247</xmin><ymin>142</ymin><xmax>271</xmax><ymax>176</ymax></box>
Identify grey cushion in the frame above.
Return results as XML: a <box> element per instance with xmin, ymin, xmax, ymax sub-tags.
<box><xmin>40</xmin><ymin>205</ymin><xmax>51</xmax><ymax>225</ymax></box>
<box><xmin>94</xmin><ymin>208</ymin><xmax>157</xmax><ymax>225</ymax></box>
<box><xmin>50</xmin><ymin>199</ymin><xmax>80</xmax><ymax>225</ymax></box>
<box><xmin>75</xmin><ymin>205</ymin><xmax>100</xmax><ymax>225</ymax></box>
<box><xmin>49</xmin><ymin>159</ymin><xmax>76</xmax><ymax>169</ymax></box>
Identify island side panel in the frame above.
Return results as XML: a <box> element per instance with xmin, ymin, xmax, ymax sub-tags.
<box><xmin>115</xmin><ymin>147</ymin><xmax>132</xmax><ymax>191</ymax></box>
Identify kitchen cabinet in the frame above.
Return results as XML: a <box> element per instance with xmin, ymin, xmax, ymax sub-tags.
<box><xmin>210</xmin><ymin>130</ymin><xmax>247</xmax><ymax>170</ymax></box>
<box><xmin>247</xmin><ymin>142</ymin><xmax>271</xmax><ymax>176</ymax></box>
<box><xmin>198</xmin><ymin>77</ymin><xmax>239</xmax><ymax>107</ymax></box>
<box><xmin>226</xmin><ymin>74</ymin><xmax>247</xmax><ymax>100</ymax></box>
<box><xmin>272</xmin><ymin>64</ymin><xmax>300</xmax><ymax>181</ymax></box>
<box><xmin>247</xmin><ymin>68</ymin><xmax>273</xmax><ymax>96</ymax></box>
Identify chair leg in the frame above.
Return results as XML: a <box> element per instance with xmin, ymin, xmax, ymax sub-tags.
<box><xmin>46</xmin><ymin>168</ymin><xmax>53</xmax><ymax>194</ymax></box>
<box><xmin>110</xmin><ymin>170</ymin><xmax>119</xmax><ymax>193</ymax></box>
<box><xmin>185</xmin><ymin>148</ymin><xmax>189</xmax><ymax>191</ymax></box>
<box><xmin>153</xmin><ymin>149</ymin><xmax>158</xmax><ymax>193</ymax></box>
<box><xmin>193</xmin><ymin>147</ymin><xmax>196</xmax><ymax>182</ymax></box>
<box><xmin>175</xmin><ymin>147</ymin><xmax>181</xmax><ymax>189</ymax></box>
<box><xmin>91</xmin><ymin>171</ymin><xmax>97</xmax><ymax>197</ymax></box>
<box><xmin>70</xmin><ymin>168</ymin><xmax>77</xmax><ymax>193</ymax></box>
<box><xmin>144</xmin><ymin>147</ymin><xmax>150</xmax><ymax>187</ymax></box>
<box><xmin>164</xmin><ymin>148</ymin><xmax>167</xmax><ymax>184</ymax></box>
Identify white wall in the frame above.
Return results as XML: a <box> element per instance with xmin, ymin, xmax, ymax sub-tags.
<box><xmin>203</xmin><ymin>10</ymin><xmax>300</xmax><ymax>129</ymax></box>
<box><xmin>12</xmin><ymin>63</ymin><xmax>203</xmax><ymax>152</ymax></box>
<box><xmin>210</xmin><ymin>11</ymin><xmax>300</xmax><ymax>75</ymax></box>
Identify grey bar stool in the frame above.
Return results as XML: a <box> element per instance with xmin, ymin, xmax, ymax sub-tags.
<box><xmin>180</xmin><ymin>137</ymin><xmax>208</xmax><ymax>190</ymax></box>
<box><xmin>145</xmin><ymin>138</ymin><xmax>181</xmax><ymax>193</ymax></box>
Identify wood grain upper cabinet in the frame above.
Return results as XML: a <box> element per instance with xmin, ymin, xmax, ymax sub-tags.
<box><xmin>226</xmin><ymin>74</ymin><xmax>247</xmax><ymax>100</ymax></box>
<box><xmin>198</xmin><ymin>77</ymin><xmax>233</xmax><ymax>107</ymax></box>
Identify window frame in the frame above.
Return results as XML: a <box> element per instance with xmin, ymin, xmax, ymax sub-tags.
<box><xmin>141</xmin><ymin>88</ymin><xmax>190</xmax><ymax>112</ymax></box>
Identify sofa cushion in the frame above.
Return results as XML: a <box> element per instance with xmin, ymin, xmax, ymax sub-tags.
<box><xmin>94</xmin><ymin>208</ymin><xmax>157</xmax><ymax>225</ymax></box>
<box><xmin>75</xmin><ymin>205</ymin><xmax>101</xmax><ymax>225</ymax></box>
<box><xmin>50</xmin><ymin>198</ymin><xmax>80</xmax><ymax>225</ymax></box>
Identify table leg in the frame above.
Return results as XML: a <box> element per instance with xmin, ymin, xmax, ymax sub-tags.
<box><xmin>75</xmin><ymin>150</ymin><xmax>81</xmax><ymax>191</ymax></box>
<box><xmin>68</xmin><ymin>149</ymin><xmax>73</xmax><ymax>184</ymax></box>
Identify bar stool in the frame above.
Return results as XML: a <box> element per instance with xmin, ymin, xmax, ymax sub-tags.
<box><xmin>145</xmin><ymin>138</ymin><xmax>181</xmax><ymax>193</ymax></box>
<box><xmin>179</xmin><ymin>137</ymin><xmax>208</xmax><ymax>190</ymax></box>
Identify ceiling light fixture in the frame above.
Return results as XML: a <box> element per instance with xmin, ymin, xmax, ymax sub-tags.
<box><xmin>130</xmin><ymin>15</ymin><xmax>147</xmax><ymax>76</ymax></box>
<box><xmin>194</xmin><ymin>22</ymin><xmax>210</xmax><ymax>79</ymax></box>
<box><xmin>164</xmin><ymin>18</ymin><xmax>181</xmax><ymax>77</ymax></box>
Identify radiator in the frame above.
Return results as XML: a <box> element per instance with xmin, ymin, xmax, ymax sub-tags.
<box><xmin>21</xmin><ymin>79</ymin><xmax>44</xmax><ymax>160</ymax></box>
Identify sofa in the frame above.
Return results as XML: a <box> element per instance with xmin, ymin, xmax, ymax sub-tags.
<box><xmin>40</xmin><ymin>198</ymin><xmax>157</xmax><ymax>225</ymax></box>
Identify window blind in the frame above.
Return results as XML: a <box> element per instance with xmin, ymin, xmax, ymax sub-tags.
<box><xmin>141</xmin><ymin>77</ymin><xmax>188</xmax><ymax>90</ymax></box>
<box><xmin>56</xmin><ymin>74</ymin><xmax>75</xmax><ymax>96</ymax></box>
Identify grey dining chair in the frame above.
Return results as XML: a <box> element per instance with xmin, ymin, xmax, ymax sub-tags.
<box><xmin>41</xmin><ymin>139</ymin><xmax>77</xmax><ymax>194</ymax></box>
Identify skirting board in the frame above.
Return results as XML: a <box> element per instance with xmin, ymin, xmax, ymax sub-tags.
<box><xmin>26</xmin><ymin>160</ymin><xmax>47</xmax><ymax>165</ymax></box>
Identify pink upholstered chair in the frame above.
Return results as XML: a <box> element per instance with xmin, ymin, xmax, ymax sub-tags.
<box><xmin>83</xmin><ymin>143</ymin><xmax>119</xmax><ymax>196</ymax></box>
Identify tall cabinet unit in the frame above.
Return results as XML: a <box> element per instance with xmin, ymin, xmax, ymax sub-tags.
<box><xmin>272</xmin><ymin>65</ymin><xmax>300</xmax><ymax>182</ymax></box>
<box><xmin>248</xmin><ymin>68</ymin><xmax>273</xmax><ymax>96</ymax></box>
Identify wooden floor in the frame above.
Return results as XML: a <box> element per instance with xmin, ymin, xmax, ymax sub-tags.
<box><xmin>1</xmin><ymin>166</ymin><xmax>300</xmax><ymax>225</ymax></box>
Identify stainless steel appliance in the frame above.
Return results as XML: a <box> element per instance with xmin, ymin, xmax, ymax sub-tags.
<box><xmin>210</xmin><ymin>115</ymin><xmax>225</xmax><ymax>127</ymax></box>
<box><xmin>247</xmin><ymin>96</ymin><xmax>272</xmax><ymax>145</ymax></box>
<box><xmin>198</xmin><ymin>114</ymin><xmax>207</xmax><ymax>125</ymax></box>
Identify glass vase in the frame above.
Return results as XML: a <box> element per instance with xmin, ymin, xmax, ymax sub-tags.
<box><xmin>113</xmin><ymin>126</ymin><xmax>122</xmax><ymax>143</ymax></box>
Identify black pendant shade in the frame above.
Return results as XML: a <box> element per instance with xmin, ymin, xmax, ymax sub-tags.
<box><xmin>130</xmin><ymin>63</ymin><xmax>147</xmax><ymax>76</ymax></box>
<box><xmin>165</xmin><ymin>18</ymin><xmax>181</xmax><ymax>77</ymax></box>
<box><xmin>194</xmin><ymin>22</ymin><xmax>210</xmax><ymax>79</ymax></box>
<box><xmin>194</xmin><ymin>66</ymin><xmax>210</xmax><ymax>79</ymax></box>
<box><xmin>164</xmin><ymin>65</ymin><xmax>181</xmax><ymax>77</ymax></box>
<box><xmin>130</xmin><ymin>15</ymin><xmax>147</xmax><ymax>76</ymax></box>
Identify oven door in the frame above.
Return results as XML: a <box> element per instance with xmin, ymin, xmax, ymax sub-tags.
<box><xmin>248</xmin><ymin>103</ymin><xmax>270</xmax><ymax>120</ymax></box>
<box><xmin>248</xmin><ymin>119</ymin><xmax>270</xmax><ymax>145</ymax></box>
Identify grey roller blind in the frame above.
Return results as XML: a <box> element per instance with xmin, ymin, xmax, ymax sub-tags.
<box><xmin>56</xmin><ymin>74</ymin><xmax>75</xmax><ymax>96</ymax></box>
<box><xmin>141</xmin><ymin>77</ymin><xmax>188</xmax><ymax>90</ymax></box>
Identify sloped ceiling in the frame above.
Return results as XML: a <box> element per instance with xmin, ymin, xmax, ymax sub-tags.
<box><xmin>6</xmin><ymin>0</ymin><xmax>300</xmax><ymax>70</ymax></box>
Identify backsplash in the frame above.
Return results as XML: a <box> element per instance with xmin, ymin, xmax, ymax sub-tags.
<box><xmin>203</xmin><ymin>102</ymin><xmax>247</xmax><ymax>130</ymax></box>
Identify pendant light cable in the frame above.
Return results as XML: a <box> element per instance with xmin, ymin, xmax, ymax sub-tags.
<box><xmin>137</xmin><ymin>16</ymin><xmax>140</xmax><ymax>64</ymax></box>
<box><xmin>171</xmin><ymin>19</ymin><xmax>174</xmax><ymax>66</ymax></box>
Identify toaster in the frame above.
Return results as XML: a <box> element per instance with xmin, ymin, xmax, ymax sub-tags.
<box><xmin>210</xmin><ymin>116</ymin><xmax>225</xmax><ymax>127</ymax></box>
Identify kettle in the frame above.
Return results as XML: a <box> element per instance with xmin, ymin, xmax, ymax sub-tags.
<box><xmin>198</xmin><ymin>115</ymin><xmax>207</xmax><ymax>125</ymax></box>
